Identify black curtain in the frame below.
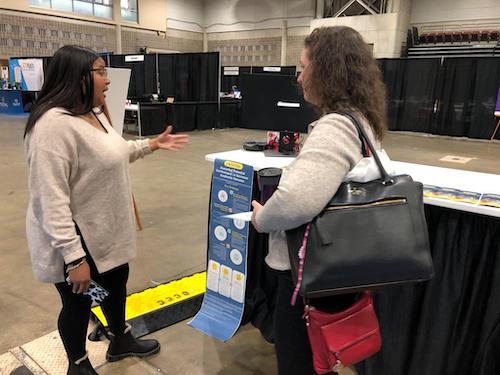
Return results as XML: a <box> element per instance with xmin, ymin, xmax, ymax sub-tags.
<box><xmin>379</xmin><ymin>58</ymin><xmax>441</xmax><ymax>133</ymax></box>
<box><xmin>357</xmin><ymin>205</ymin><xmax>500</xmax><ymax>375</ymax></box>
<box><xmin>433</xmin><ymin>58</ymin><xmax>477</xmax><ymax>136</ymax></box>
<box><xmin>109</xmin><ymin>54</ymin><xmax>157</xmax><ymax>99</ymax></box>
<box><xmin>378</xmin><ymin>59</ymin><xmax>404</xmax><ymax>131</ymax></box>
<box><xmin>158</xmin><ymin>52</ymin><xmax>219</xmax><ymax>101</ymax></box>
<box><xmin>468</xmin><ymin>58</ymin><xmax>500</xmax><ymax>139</ymax></box>
<box><xmin>378</xmin><ymin>57</ymin><xmax>500</xmax><ymax>139</ymax></box>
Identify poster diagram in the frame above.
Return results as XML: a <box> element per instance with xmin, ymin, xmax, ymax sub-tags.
<box><xmin>188</xmin><ymin>159</ymin><xmax>253</xmax><ymax>341</ymax></box>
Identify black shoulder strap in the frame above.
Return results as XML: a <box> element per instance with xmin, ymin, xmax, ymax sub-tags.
<box><xmin>336</xmin><ymin>112</ymin><xmax>393</xmax><ymax>184</ymax></box>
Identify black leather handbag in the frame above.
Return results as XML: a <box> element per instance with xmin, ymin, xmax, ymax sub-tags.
<box><xmin>286</xmin><ymin>112</ymin><xmax>434</xmax><ymax>298</ymax></box>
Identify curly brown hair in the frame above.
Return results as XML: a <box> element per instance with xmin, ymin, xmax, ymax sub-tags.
<box><xmin>303</xmin><ymin>26</ymin><xmax>388</xmax><ymax>140</ymax></box>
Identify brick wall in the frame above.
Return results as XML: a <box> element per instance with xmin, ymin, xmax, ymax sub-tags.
<box><xmin>208</xmin><ymin>29</ymin><xmax>282</xmax><ymax>66</ymax></box>
<box><xmin>286</xmin><ymin>35</ymin><xmax>306</xmax><ymax>69</ymax></box>
<box><xmin>0</xmin><ymin>12</ymin><xmax>115</xmax><ymax>58</ymax></box>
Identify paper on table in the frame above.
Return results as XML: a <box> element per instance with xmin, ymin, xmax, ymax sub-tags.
<box><xmin>222</xmin><ymin>211</ymin><xmax>253</xmax><ymax>222</ymax></box>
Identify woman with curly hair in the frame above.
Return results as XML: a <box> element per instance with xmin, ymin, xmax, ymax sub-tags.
<box><xmin>251</xmin><ymin>26</ymin><xmax>388</xmax><ymax>374</ymax></box>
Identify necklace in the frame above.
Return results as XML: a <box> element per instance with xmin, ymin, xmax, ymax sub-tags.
<box><xmin>81</xmin><ymin>112</ymin><xmax>107</xmax><ymax>133</ymax></box>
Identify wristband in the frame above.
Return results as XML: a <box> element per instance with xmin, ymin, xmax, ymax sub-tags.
<box><xmin>67</xmin><ymin>258</ymin><xmax>86</xmax><ymax>272</ymax></box>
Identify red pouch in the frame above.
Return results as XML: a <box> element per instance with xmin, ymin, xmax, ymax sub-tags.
<box><xmin>304</xmin><ymin>292</ymin><xmax>381</xmax><ymax>374</ymax></box>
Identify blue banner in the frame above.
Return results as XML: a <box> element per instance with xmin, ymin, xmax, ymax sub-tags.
<box><xmin>0</xmin><ymin>90</ymin><xmax>24</xmax><ymax>115</ymax></box>
<box><xmin>189</xmin><ymin>159</ymin><xmax>253</xmax><ymax>341</ymax></box>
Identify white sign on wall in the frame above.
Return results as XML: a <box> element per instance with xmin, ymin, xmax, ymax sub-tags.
<box><xmin>224</xmin><ymin>67</ymin><xmax>240</xmax><ymax>76</ymax></box>
<box><xmin>263</xmin><ymin>67</ymin><xmax>281</xmax><ymax>72</ymax></box>
<box><xmin>125</xmin><ymin>55</ymin><xmax>145</xmax><ymax>62</ymax></box>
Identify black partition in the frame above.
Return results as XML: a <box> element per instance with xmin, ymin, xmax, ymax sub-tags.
<box><xmin>433</xmin><ymin>58</ymin><xmax>475</xmax><ymax>136</ymax></box>
<box><xmin>240</xmin><ymin>73</ymin><xmax>317</xmax><ymax>132</ymax></box>
<box><xmin>109</xmin><ymin>54</ymin><xmax>157</xmax><ymax>99</ymax></box>
<box><xmin>158</xmin><ymin>52</ymin><xmax>219</xmax><ymax>101</ymax></box>
<box><xmin>438</xmin><ymin>57</ymin><xmax>500</xmax><ymax>139</ymax></box>
<box><xmin>166</xmin><ymin>102</ymin><xmax>197</xmax><ymax>132</ymax></box>
<box><xmin>220</xmin><ymin>98</ymin><xmax>242</xmax><ymax>128</ymax></box>
<box><xmin>139</xmin><ymin>102</ymin><xmax>167</xmax><ymax>136</ymax></box>
<box><xmin>379</xmin><ymin>58</ymin><xmax>442</xmax><ymax>133</ymax></box>
<box><xmin>378</xmin><ymin>57</ymin><xmax>500</xmax><ymax>140</ymax></box>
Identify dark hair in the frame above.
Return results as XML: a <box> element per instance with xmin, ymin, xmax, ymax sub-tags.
<box><xmin>304</xmin><ymin>27</ymin><xmax>388</xmax><ymax>140</ymax></box>
<box><xmin>24</xmin><ymin>45</ymin><xmax>100</xmax><ymax>137</ymax></box>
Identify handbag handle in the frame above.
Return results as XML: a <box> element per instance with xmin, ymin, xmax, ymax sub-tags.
<box><xmin>339</xmin><ymin>112</ymin><xmax>394</xmax><ymax>185</ymax></box>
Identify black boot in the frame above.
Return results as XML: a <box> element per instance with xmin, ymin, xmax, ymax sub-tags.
<box><xmin>67</xmin><ymin>353</ymin><xmax>98</xmax><ymax>375</ymax></box>
<box><xmin>106</xmin><ymin>323</ymin><xmax>160</xmax><ymax>362</ymax></box>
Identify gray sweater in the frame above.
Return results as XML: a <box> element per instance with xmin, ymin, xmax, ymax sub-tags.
<box><xmin>25</xmin><ymin>108</ymin><xmax>152</xmax><ymax>283</ymax></box>
<box><xmin>255</xmin><ymin>113</ymin><xmax>379</xmax><ymax>271</ymax></box>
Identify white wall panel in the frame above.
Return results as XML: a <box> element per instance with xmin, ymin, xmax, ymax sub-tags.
<box><xmin>410</xmin><ymin>0</ymin><xmax>500</xmax><ymax>24</ymax></box>
<box><xmin>204</xmin><ymin>0</ymin><xmax>315</xmax><ymax>32</ymax></box>
<box><xmin>166</xmin><ymin>0</ymin><xmax>204</xmax><ymax>32</ymax></box>
<box><xmin>311</xmin><ymin>13</ymin><xmax>404</xmax><ymax>58</ymax></box>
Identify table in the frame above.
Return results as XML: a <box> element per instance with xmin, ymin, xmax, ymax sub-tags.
<box><xmin>206</xmin><ymin>149</ymin><xmax>500</xmax><ymax>375</ymax></box>
<box><xmin>219</xmin><ymin>98</ymin><xmax>242</xmax><ymax>128</ymax></box>
<box><xmin>124</xmin><ymin>103</ymin><xmax>142</xmax><ymax>136</ymax></box>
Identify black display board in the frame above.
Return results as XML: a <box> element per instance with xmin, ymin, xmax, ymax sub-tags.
<box><xmin>240</xmin><ymin>73</ymin><xmax>317</xmax><ymax>132</ymax></box>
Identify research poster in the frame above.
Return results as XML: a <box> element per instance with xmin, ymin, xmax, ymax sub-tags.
<box><xmin>189</xmin><ymin>159</ymin><xmax>253</xmax><ymax>341</ymax></box>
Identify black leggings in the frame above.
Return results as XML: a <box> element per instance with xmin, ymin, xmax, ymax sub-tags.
<box><xmin>55</xmin><ymin>235</ymin><xmax>129</xmax><ymax>362</ymax></box>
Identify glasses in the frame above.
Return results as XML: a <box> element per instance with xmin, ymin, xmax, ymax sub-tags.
<box><xmin>91</xmin><ymin>67</ymin><xmax>108</xmax><ymax>77</ymax></box>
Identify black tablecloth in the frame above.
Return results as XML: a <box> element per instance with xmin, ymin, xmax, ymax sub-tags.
<box><xmin>220</xmin><ymin>99</ymin><xmax>242</xmax><ymax>128</ymax></box>
<box><xmin>243</xmin><ymin>202</ymin><xmax>500</xmax><ymax>374</ymax></box>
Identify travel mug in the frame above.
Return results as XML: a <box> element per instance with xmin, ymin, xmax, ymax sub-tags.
<box><xmin>257</xmin><ymin>167</ymin><xmax>282</xmax><ymax>204</ymax></box>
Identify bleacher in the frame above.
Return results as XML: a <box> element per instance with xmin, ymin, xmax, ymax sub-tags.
<box><xmin>406</xmin><ymin>28</ymin><xmax>500</xmax><ymax>58</ymax></box>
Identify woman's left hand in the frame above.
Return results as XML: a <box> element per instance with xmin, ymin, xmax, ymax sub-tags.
<box><xmin>251</xmin><ymin>200</ymin><xmax>263</xmax><ymax>232</ymax></box>
<box><xmin>149</xmin><ymin>125</ymin><xmax>189</xmax><ymax>151</ymax></box>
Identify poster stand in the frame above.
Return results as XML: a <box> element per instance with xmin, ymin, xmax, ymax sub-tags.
<box><xmin>491</xmin><ymin>115</ymin><xmax>500</xmax><ymax>140</ymax></box>
<box><xmin>492</xmin><ymin>89</ymin><xmax>500</xmax><ymax>140</ymax></box>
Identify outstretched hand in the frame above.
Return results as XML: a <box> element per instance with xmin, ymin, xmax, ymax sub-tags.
<box><xmin>150</xmin><ymin>125</ymin><xmax>189</xmax><ymax>151</ymax></box>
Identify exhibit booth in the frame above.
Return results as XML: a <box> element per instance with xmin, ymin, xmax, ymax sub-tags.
<box><xmin>2</xmin><ymin>52</ymin><xmax>499</xmax><ymax>141</ymax></box>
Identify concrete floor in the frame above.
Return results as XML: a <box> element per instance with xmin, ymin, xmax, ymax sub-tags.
<box><xmin>1</xmin><ymin>114</ymin><xmax>499</xmax><ymax>374</ymax></box>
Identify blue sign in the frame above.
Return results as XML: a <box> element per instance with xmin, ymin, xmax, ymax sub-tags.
<box><xmin>0</xmin><ymin>90</ymin><xmax>24</xmax><ymax>115</ymax></box>
<box><xmin>189</xmin><ymin>159</ymin><xmax>254</xmax><ymax>341</ymax></box>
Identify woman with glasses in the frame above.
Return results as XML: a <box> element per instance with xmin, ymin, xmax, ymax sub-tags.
<box><xmin>24</xmin><ymin>45</ymin><xmax>189</xmax><ymax>375</ymax></box>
